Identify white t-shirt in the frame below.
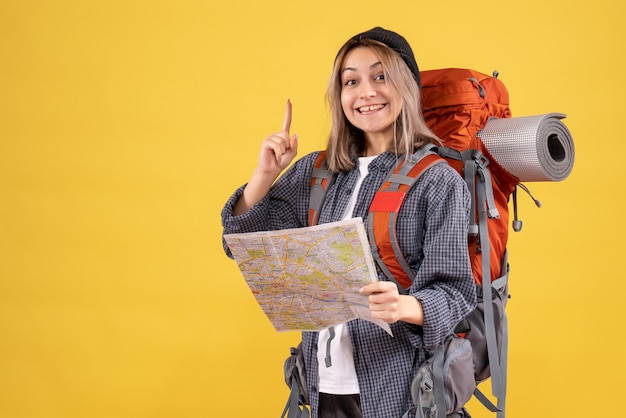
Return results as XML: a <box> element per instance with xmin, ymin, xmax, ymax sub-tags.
<box><xmin>317</xmin><ymin>155</ymin><xmax>377</xmax><ymax>394</ymax></box>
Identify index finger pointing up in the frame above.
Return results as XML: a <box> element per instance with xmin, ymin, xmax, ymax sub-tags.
<box><xmin>282</xmin><ymin>99</ymin><xmax>292</xmax><ymax>133</ymax></box>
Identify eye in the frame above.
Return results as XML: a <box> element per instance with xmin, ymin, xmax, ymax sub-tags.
<box><xmin>344</xmin><ymin>79</ymin><xmax>357</xmax><ymax>87</ymax></box>
<box><xmin>375</xmin><ymin>73</ymin><xmax>386</xmax><ymax>81</ymax></box>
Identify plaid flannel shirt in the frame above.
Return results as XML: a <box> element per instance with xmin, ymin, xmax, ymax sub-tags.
<box><xmin>222</xmin><ymin>150</ymin><xmax>476</xmax><ymax>418</ymax></box>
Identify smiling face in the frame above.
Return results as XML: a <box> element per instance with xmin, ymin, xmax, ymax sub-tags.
<box><xmin>340</xmin><ymin>46</ymin><xmax>403</xmax><ymax>155</ymax></box>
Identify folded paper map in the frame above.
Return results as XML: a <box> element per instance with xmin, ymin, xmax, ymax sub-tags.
<box><xmin>224</xmin><ymin>218</ymin><xmax>392</xmax><ymax>335</ymax></box>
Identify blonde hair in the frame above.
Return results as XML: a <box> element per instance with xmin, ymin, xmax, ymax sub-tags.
<box><xmin>325</xmin><ymin>39</ymin><xmax>440</xmax><ymax>172</ymax></box>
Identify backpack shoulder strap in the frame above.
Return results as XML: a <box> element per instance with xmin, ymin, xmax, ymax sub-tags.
<box><xmin>308</xmin><ymin>151</ymin><xmax>336</xmax><ymax>226</ymax></box>
<box><xmin>368</xmin><ymin>145</ymin><xmax>446</xmax><ymax>292</ymax></box>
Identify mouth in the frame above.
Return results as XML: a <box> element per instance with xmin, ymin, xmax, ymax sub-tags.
<box><xmin>358</xmin><ymin>104</ymin><xmax>386</xmax><ymax>114</ymax></box>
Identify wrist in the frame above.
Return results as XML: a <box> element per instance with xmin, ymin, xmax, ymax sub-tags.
<box><xmin>234</xmin><ymin>170</ymin><xmax>278</xmax><ymax>216</ymax></box>
<box><xmin>399</xmin><ymin>295</ymin><xmax>424</xmax><ymax>326</ymax></box>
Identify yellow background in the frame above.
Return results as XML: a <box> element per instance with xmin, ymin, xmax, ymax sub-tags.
<box><xmin>1</xmin><ymin>1</ymin><xmax>623</xmax><ymax>417</ymax></box>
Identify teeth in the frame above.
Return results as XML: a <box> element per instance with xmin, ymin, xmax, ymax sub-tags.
<box><xmin>359</xmin><ymin>104</ymin><xmax>385</xmax><ymax>112</ymax></box>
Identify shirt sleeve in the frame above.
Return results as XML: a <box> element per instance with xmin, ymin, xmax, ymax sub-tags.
<box><xmin>220</xmin><ymin>152</ymin><xmax>320</xmax><ymax>258</ymax></box>
<box><xmin>406</xmin><ymin>164</ymin><xmax>476</xmax><ymax>350</ymax></box>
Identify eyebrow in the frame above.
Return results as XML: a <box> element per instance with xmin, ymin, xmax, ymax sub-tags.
<box><xmin>341</xmin><ymin>61</ymin><xmax>383</xmax><ymax>74</ymax></box>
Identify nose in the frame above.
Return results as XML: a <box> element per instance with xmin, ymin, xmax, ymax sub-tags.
<box><xmin>358</xmin><ymin>79</ymin><xmax>376</xmax><ymax>99</ymax></box>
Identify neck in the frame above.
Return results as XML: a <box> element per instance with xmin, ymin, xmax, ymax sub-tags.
<box><xmin>364</xmin><ymin>133</ymin><xmax>393</xmax><ymax>156</ymax></box>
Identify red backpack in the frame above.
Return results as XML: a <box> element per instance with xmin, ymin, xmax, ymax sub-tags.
<box><xmin>421</xmin><ymin>68</ymin><xmax>518</xmax><ymax>285</ymax></box>
<box><xmin>420</xmin><ymin>68</ymin><xmax>520</xmax><ymax>417</ymax></box>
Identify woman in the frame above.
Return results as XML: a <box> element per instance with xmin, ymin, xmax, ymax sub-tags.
<box><xmin>222</xmin><ymin>27</ymin><xmax>476</xmax><ymax>418</ymax></box>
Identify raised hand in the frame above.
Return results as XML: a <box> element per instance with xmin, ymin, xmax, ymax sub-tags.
<box><xmin>233</xmin><ymin>100</ymin><xmax>299</xmax><ymax>216</ymax></box>
<box><xmin>257</xmin><ymin>100</ymin><xmax>299</xmax><ymax>177</ymax></box>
